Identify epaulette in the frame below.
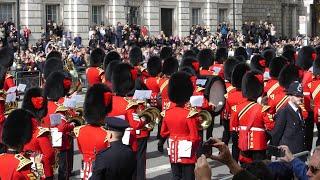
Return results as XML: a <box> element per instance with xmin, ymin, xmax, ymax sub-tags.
<box><xmin>15</xmin><ymin>154</ymin><xmax>32</xmax><ymax>171</ymax></box>
<box><xmin>196</xmin><ymin>86</ymin><xmax>205</xmax><ymax>93</ymax></box>
<box><xmin>156</xmin><ymin>77</ymin><xmax>161</xmax><ymax>85</ymax></box>
<box><xmin>124</xmin><ymin>97</ymin><xmax>145</xmax><ymax>110</ymax></box>
<box><xmin>73</xmin><ymin>125</ymin><xmax>85</xmax><ymax>138</ymax></box>
<box><xmin>54</xmin><ymin>103</ymin><xmax>69</xmax><ymax>113</ymax></box>
<box><xmin>308</xmin><ymin>82</ymin><xmax>312</xmax><ymax>89</ymax></box>
<box><xmin>187</xmin><ymin>107</ymin><xmax>198</xmax><ymax>118</ymax></box>
<box><xmin>231</xmin><ymin>105</ymin><xmax>237</xmax><ymax>112</ymax></box>
<box><xmin>0</xmin><ymin>90</ymin><xmax>5</xmax><ymax>101</ymax></box>
<box><xmin>262</xmin><ymin>105</ymin><xmax>270</xmax><ymax>113</ymax></box>
<box><xmin>5</xmin><ymin>74</ymin><xmax>13</xmax><ymax>79</ymax></box>
<box><xmin>97</xmin><ymin>67</ymin><xmax>105</xmax><ymax>75</ymax></box>
<box><xmin>270</xmin><ymin>94</ymin><xmax>275</xmax><ymax>100</ymax></box>
<box><xmin>224</xmin><ymin>94</ymin><xmax>228</xmax><ymax>98</ymax></box>
<box><xmin>100</xmin><ymin>127</ymin><xmax>109</xmax><ymax>143</ymax></box>
<box><xmin>226</xmin><ymin>86</ymin><xmax>235</xmax><ymax>93</ymax></box>
<box><xmin>36</xmin><ymin>127</ymin><xmax>50</xmax><ymax>138</ymax></box>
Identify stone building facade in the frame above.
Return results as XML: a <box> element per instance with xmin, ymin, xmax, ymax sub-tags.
<box><xmin>0</xmin><ymin>0</ymin><xmax>319</xmax><ymax>44</ymax></box>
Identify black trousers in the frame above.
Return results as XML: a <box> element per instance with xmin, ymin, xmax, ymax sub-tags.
<box><xmin>58</xmin><ymin>149</ymin><xmax>73</xmax><ymax>180</ymax></box>
<box><xmin>222</xmin><ymin>120</ymin><xmax>230</xmax><ymax>145</ymax></box>
<box><xmin>205</xmin><ymin>117</ymin><xmax>214</xmax><ymax>140</ymax></box>
<box><xmin>157</xmin><ymin>121</ymin><xmax>167</xmax><ymax>146</ymax></box>
<box><xmin>305</xmin><ymin>112</ymin><xmax>314</xmax><ymax>151</ymax></box>
<box><xmin>171</xmin><ymin>163</ymin><xmax>195</xmax><ymax>180</ymax></box>
<box><xmin>317</xmin><ymin>123</ymin><xmax>320</xmax><ymax>146</ymax></box>
<box><xmin>136</xmin><ymin>137</ymin><xmax>148</xmax><ymax>180</ymax></box>
<box><xmin>231</xmin><ymin>131</ymin><xmax>240</xmax><ymax>162</ymax></box>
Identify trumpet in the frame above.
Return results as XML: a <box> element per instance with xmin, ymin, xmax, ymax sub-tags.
<box><xmin>138</xmin><ymin>107</ymin><xmax>162</xmax><ymax>130</ymax></box>
<box><xmin>188</xmin><ymin>108</ymin><xmax>213</xmax><ymax>130</ymax></box>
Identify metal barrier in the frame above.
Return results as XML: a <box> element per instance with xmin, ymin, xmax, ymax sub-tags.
<box><xmin>14</xmin><ymin>71</ymin><xmax>41</xmax><ymax>91</ymax></box>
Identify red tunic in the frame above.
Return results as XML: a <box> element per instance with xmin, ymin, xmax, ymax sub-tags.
<box><xmin>199</xmin><ymin>69</ymin><xmax>215</xmax><ymax>76</ymax></box>
<box><xmin>0</xmin><ymin>153</ymin><xmax>36</xmax><ymax>179</ymax></box>
<box><xmin>268</xmin><ymin>90</ymin><xmax>289</xmax><ymax>116</ymax></box>
<box><xmin>160</xmin><ymin>104</ymin><xmax>200</xmax><ymax>164</ymax></box>
<box><xmin>231</xmin><ymin>100</ymin><xmax>274</xmax><ymax>151</ymax></box>
<box><xmin>209</xmin><ymin>64</ymin><xmax>224</xmax><ymax>78</ymax></box>
<box><xmin>23</xmin><ymin>118</ymin><xmax>55</xmax><ymax>178</ymax></box>
<box><xmin>159</xmin><ymin>77</ymin><xmax>170</xmax><ymax>111</ymax></box>
<box><xmin>108</xmin><ymin>96</ymin><xmax>147</xmax><ymax>152</ymax></box>
<box><xmin>264</xmin><ymin>79</ymin><xmax>282</xmax><ymax>98</ymax></box>
<box><xmin>301</xmin><ymin>71</ymin><xmax>313</xmax><ymax>112</ymax></box>
<box><xmin>308</xmin><ymin>79</ymin><xmax>320</xmax><ymax>123</ymax></box>
<box><xmin>4</xmin><ymin>74</ymin><xmax>15</xmax><ymax>91</ymax></box>
<box><xmin>86</xmin><ymin>67</ymin><xmax>104</xmax><ymax>87</ymax></box>
<box><xmin>74</xmin><ymin>125</ymin><xmax>109</xmax><ymax>180</ymax></box>
<box><xmin>226</xmin><ymin>90</ymin><xmax>247</xmax><ymax>131</ymax></box>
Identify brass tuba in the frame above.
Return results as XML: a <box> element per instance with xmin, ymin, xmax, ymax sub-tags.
<box><xmin>55</xmin><ymin>105</ymin><xmax>85</xmax><ymax>126</ymax></box>
<box><xmin>138</xmin><ymin>107</ymin><xmax>162</xmax><ymax>130</ymax></box>
<box><xmin>188</xmin><ymin>107</ymin><xmax>213</xmax><ymax>130</ymax></box>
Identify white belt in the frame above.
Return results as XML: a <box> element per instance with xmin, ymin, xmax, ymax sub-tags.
<box><xmin>238</xmin><ymin>126</ymin><xmax>265</xmax><ymax>132</ymax></box>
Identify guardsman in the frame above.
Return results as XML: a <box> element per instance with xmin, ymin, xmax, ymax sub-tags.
<box><xmin>308</xmin><ymin>57</ymin><xmax>320</xmax><ymax>146</ymax></box>
<box><xmin>86</xmin><ymin>48</ymin><xmax>105</xmax><ymax>87</ymax></box>
<box><xmin>198</xmin><ymin>49</ymin><xmax>215</xmax><ymax>76</ymax></box>
<box><xmin>221</xmin><ymin>57</ymin><xmax>239</xmax><ymax>146</ymax></box>
<box><xmin>282</xmin><ymin>44</ymin><xmax>297</xmax><ymax>64</ymax></box>
<box><xmin>43</xmin><ymin>51</ymin><xmax>64</xmax><ymax>81</ymax></box>
<box><xmin>144</xmin><ymin>56</ymin><xmax>162</xmax><ymax>107</ymax></box>
<box><xmin>296</xmin><ymin>46</ymin><xmax>316</xmax><ymax>151</ymax></box>
<box><xmin>0</xmin><ymin>65</ymin><xmax>10</xmax><ymax>153</ymax></box>
<box><xmin>0</xmin><ymin>109</ymin><xmax>36</xmax><ymax>179</ymax></box>
<box><xmin>231</xmin><ymin>71</ymin><xmax>274</xmax><ymax>164</ymax></box>
<box><xmin>160</xmin><ymin>46</ymin><xmax>173</xmax><ymax>60</ymax></box>
<box><xmin>268</xmin><ymin>64</ymin><xmax>301</xmax><ymax>116</ymax></box>
<box><xmin>250</xmin><ymin>54</ymin><xmax>266</xmax><ymax>74</ymax></box>
<box><xmin>74</xmin><ymin>84</ymin><xmax>112</xmax><ymax>180</ymax></box>
<box><xmin>104</xmin><ymin>60</ymin><xmax>121</xmax><ymax>90</ymax></box>
<box><xmin>209</xmin><ymin>47</ymin><xmax>227</xmax><ymax>78</ymax></box>
<box><xmin>0</xmin><ymin>47</ymin><xmax>15</xmax><ymax>90</ymax></box>
<box><xmin>108</xmin><ymin>63</ymin><xmax>149</xmax><ymax>180</ymax></box>
<box><xmin>264</xmin><ymin>57</ymin><xmax>287</xmax><ymax>98</ymax></box>
<box><xmin>90</xmin><ymin>117</ymin><xmax>136</xmax><ymax>180</ymax></box>
<box><xmin>129</xmin><ymin>46</ymin><xmax>149</xmax><ymax>79</ymax></box>
<box><xmin>43</xmin><ymin>71</ymin><xmax>76</xmax><ymax>179</ymax></box>
<box><xmin>22</xmin><ymin>87</ymin><xmax>55</xmax><ymax>179</ymax></box>
<box><xmin>160</xmin><ymin>71</ymin><xmax>200</xmax><ymax>180</ymax></box>
<box><xmin>102</xmin><ymin>51</ymin><xmax>121</xmax><ymax>86</ymax></box>
<box><xmin>227</xmin><ymin>63</ymin><xmax>250</xmax><ymax>161</ymax></box>
<box><xmin>157</xmin><ymin>57</ymin><xmax>179</xmax><ymax>152</ymax></box>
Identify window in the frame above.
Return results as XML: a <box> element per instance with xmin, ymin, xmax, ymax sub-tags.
<box><xmin>192</xmin><ymin>8</ymin><xmax>200</xmax><ymax>25</ymax></box>
<box><xmin>46</xmin><ymin>4</ymin><xmax>59</xmax><ymax>23</ymax></box>
<box><xmin>92</xmin><ymin>5</ymin><xmax>104</xmax><ymax>25</ymax></box>
<box><xmin>129</xmin><ymin>7</ymin><xmax>140</xmax><ymax>25</ymax></box>
<box><xmin>0</xmin><ymin>3</ymin><xmax>13</xmax><ymax>22</ymax></box>
<box><xmin>218</xmin><ymin>9</ymin><xmax>228</xmax><ymax>23</ymax></box>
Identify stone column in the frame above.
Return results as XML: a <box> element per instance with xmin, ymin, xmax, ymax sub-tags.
<box><xmin>203</xmin><ymin>0</ymin><xmax>218</xmax><ymax>33</ymax></box>
<box><xmin>20</xmin><ymin>0</ymin><xmax>42</xmax><ymax>45</ymax></box>
<box><xmin>63</xmin><ymin>0</ymin><xmax>89</xmax><ymax>45</ymax></box>
<box><xmin>108</xmin><ymin>0</ymin><xmax>126</xmax><ymax>26</ymax></box>
<box><xmin>292</xmin><ymin>5</ymin><xmax>297</xmax><ymax>37</ymax></box>
<box><xmin>177</xmin><ymin>0</ymin><xmax>190</xmax><ymax>37</ymax></box>
<box><xmin>143</xmin><ymin>0</ymin><xmax>160</xmax><ymax>36</ymax></box>
<box><xmin>234</xmin><ymin>0</ymin><xmax>243</xmax><ymax>31</ymax></box>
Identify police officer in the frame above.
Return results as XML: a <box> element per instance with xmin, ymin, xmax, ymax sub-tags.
<box><xmin>90</xmin><ymin>117</ymin><xmax>136</xmax><ymax>180</ymax></box>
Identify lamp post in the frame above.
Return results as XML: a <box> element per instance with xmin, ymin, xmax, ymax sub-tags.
<box><xmin>233</xmin><ymin>0</ymin><xmax>236</xmax><ymax>31</ymax></box>
<box><xmin>16</xmin><ymin>0</ymin><xmax>20</xmax><ymax>53</ymax></box>
<box><xmin>126</xmin><ymin>0</ymin><xmax>130</xmax><ymax>24</ymax></box>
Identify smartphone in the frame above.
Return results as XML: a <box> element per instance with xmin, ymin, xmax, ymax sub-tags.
<box><xmin>196</xmin><ymin>139</ymin><xmax>214</xmax><ymax>158</ymax></box>
<box><xmin>267</xmin><ymin>145</ymin><xmax>285</xmax><ymax>157</ymax></box>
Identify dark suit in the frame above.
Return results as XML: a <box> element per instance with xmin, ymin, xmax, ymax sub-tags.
<box><xmin>271</xmin><ymin>104</ymin><xmax>306</xmax><ymax>155</ymax></box>
<box><xmin>90</xmin><ymin>140</ymin><xmax>136</xmax><ymax>180</ymax></box>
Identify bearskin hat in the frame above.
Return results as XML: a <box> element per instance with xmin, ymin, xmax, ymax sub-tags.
<box><xmin>231</xmin><ymin>63</ymin><xmax>250</xmax><ymax>90</ymax></box>
<box><xmin>282</xmin><ymin>44</ymin><xmax>296</xmax><ymax>64</ymax></box>
<box><xmin>103</xmin><ymin>51</ymin><xmax>121</xmax><ymax>70</ymax></box>
<box><xmin>262</xmin><ymin>48</ymin><xmax>276</xmax><ymax>67</ymax></box>
<box><xmin>278</xmin><ymin>64</ymin><xmax>300</xmax><ymax>89</ymax></box>
<box><xmin>90</xmin><ymin>48</ymin><xmax>105</xmax><ymax>67</ymax></box>
<box><xmin>224</xmin><ymin>57</ymin><xmax>240</xmax><ymax>81</ymax></box>
<box><xmin>313</xmin><ymin>56</ymin><xmax>320</xmax><ymax>76</ymax></box>
<box><xmin>43</xmin><ymin>57</ymin><xmax>64</xmax><ymax>80</ymax></box>
<box><xmin>105</xmin><ymin>60</ymin><xmax>121</xmax><ymax>82</ymax></box>
<box><xmin>269</xmin><ymin>57</ymin><xmax>287</xmax><ymax>79</ymax></box>
<box><xmin>315</xmin><ymin>46</ymin><xmax>320</xmax><ymax>56</ymax></box>
<box><xmin>215</xmin><ymin>47</ymin><xmax>228</xmax><ymax>64</ymax></box>
<box><xmin>191</xmin><ymin>47</ymin><xmax>200</xmax><ymax>55</ymax></box>
<box><xmin>0</xmin><ymin>65</ymin><xmax>7</xmax><ymax>89</ymax></box>
<box><xmin>197</xmin><ymin>49</ymin><xmax>214</xmax><ymax>70</ymax></box>
<box><xmin>242</xmin><ymin>71</ymin><xmax>264</xmax><ymax>101</ymax></box>
<box><xmin>250</xmin><ymin>54</ymin><xmax>266</xmax><ymax>73</ymax></box>
<box><xmin>182</xmin><ymin>50</ymin><xmax>197</xmax><ymax>60</ymax></box>
<box><xmin>22</xmin><ymin>87</ymin><xmax>48</xmax><ymax>119</ymax></box>
<box><xmin>147</xmin><ymin>56</ymin><xmax>162</xmax><ymax>77</ymax></box>
<box><xmin>179</xmin><ymin>66</ymin><xmax>196</xmax><ymax>76</ymax></box>
<box><xmin>180</xmin><ymin>57</ymin><xmax>199</xmax><ymax>74</ymax></box>
<box><xmin>46</xmin><ymin>50</ymin><xmax>62</xmax><ymax>60</ymax></box>
<box><xmin>162</xmin><ymin>57</ymin><xmax>179</xmax><ymax>76</ymax></box>
<box><xmin>160</xmin><ymin>46</ymin><xmax>173</xmax><ymax>60</ymax></box>
<box><xmin>234</xmin><ymin>47</ymin><xmax>248</xmax><ymax>61</ymax></box>
<box><xmin>129</xmin><ymin>46</ymin><xmax>143</xmax><ymax>66</ymax></box>
<box><xmin>0</xmin><ymin>47</ymin><xmax>14</xmax><ymax>68</ymax></box>
<box><xmin>84</xmin><ymin>84</ymin><xmax>112</xmax><ymax>125</ymax></box>
<box><xmin>112</xmin><ymin>63</ymin><xmax>135</xmax><ymax>96</ymax></box>
<box><xmin>168</xmin><ymin>72</ymin><xmax>194</xmax><ymax>104</ymax></box>
<box><xmin>2</xmin><ymin>109</ymin><xmax>33</xmax><ymax>148</ymax></box>
<box><xmin>296</xmin><ymin>46</ymin><xmax>316</xmax><ymax>70</ymax></box>
<box><xmin>44</xmin><ymin>71</ymin><xmax>70</xmax><ymax>101</ymax></box>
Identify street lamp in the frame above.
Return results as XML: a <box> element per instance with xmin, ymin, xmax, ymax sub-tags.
<box><xmin>16</xmin><ymin>0</ymin><xmax>20</xmax><ymax>53</ymax></box>
<box><xmin>233</xmin><ymin>0</ymin><xmax>236</xmax><ymax>31</ymax></box>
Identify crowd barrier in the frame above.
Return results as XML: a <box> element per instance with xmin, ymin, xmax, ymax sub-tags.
<box><xmin>14</xmin><ymin>70</ymin><xmax>42</xmax><ymax>91</ymax></box>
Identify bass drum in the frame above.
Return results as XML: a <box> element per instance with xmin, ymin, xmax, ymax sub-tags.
<box><xmin>204</xmin><ymin>76</ymin><xmax>226</xmax><ymax>116</ymax></box>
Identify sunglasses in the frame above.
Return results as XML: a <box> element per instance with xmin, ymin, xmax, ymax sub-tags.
<box><xmin>308</xmin><ymin>165</ymin><xmax>320</xmax><ymax>174</ymax></box>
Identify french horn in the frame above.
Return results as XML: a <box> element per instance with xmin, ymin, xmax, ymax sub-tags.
<box><xmin>138</xmin><ymin>107</ymin><xmax>162</xmax><ymax>130</ymax></box>
<box><xmin>55</xmin><ymin>105</ymin><xmax>85</xmax><ymax>126</ymax></box>
<box><xmin>188</xmin><ymin>107</ymin><xmax>213</xmax><ymax>130</ymax></box>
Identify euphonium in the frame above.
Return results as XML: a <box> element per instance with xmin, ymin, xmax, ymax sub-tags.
<box><xmin>0</xmin><ymin>90</ymin><xmax>18</xmax><ymax>115</ymax></box>
<box><xmin>138</xmin><ymin>107</ymin><xmax>162</xmax><ymax>130</ymax></box>
<box><xmin>55</xmin><ymin>105</ymin><xmax>85</xmax><ymax>126</ymax></box>
<box><xmin>188</xmin><ymin>107</ymin><xmax>213</xmax><ymax>130</ymax></box>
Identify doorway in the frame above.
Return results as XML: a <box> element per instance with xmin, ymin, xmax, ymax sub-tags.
<box><xmin>161</xmin><ymin>8</ymin><xmax>173</xmax><ymax>37</ymax></box>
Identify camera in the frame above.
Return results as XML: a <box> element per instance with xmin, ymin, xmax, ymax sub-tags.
<box><xmin>267</xmin><ymin>145</ymin><xmax>285</xmax><ymax>157</ymax></box>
